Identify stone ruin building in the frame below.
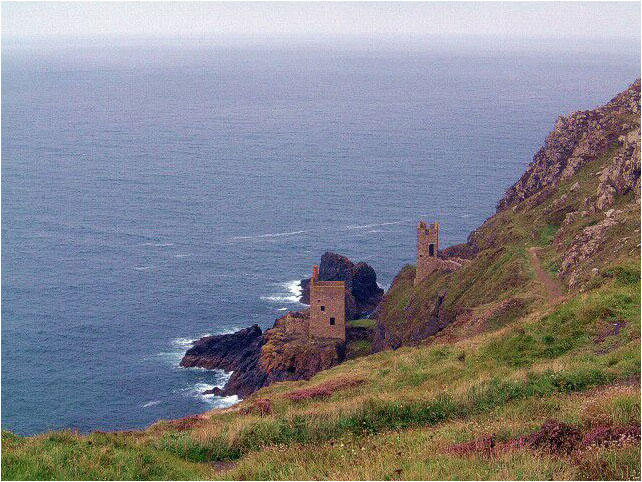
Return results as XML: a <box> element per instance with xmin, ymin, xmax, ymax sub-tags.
<box><xmin>415</xmin><ymin>220</ymin><xmax>440</xmax><ymax>286</ymax></box>
<box><xmin>309</xmin><ymin>265</ymin><xmax>346</xmax><ymax>340</ymax></box>
<box><xmin>284</xmin><ymin>265</ymin><xmax>346</xmax><ymax>341</ymax></box>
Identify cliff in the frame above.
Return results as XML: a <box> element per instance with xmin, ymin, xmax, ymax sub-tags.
<box><xmin>374</xmin><ymin>79</ymin><xmax>640</xmax><ymax>350</ymax></box>
<box><xmin>497</xmin><ymin>80</ymin><xmax>640</xmax><ymax>212</ymax></box>
<box><xmin>180</xmin><ymin>325</ymin><xmax>264</xmax><ymax>372</ymax></box>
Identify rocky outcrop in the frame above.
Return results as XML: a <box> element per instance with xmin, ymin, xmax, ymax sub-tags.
<box><xmin>440</xmin><ymin>242</ymin><xmax>477</xmax><ymax>260</ymax></box>
<box><xmin>299</xmin><ymin>252</ymin><xmax>384</xmax><ymax>319</ymax></box>
<box><xmin>260</xmin><ymin>319</ymin><xmax>345</xmax><ymax>386</ymax></box>
<box><xmin>180</xmin><ymin>315</ymin><xmax>345</xmax><ymax>398</ymax></box>
<box><xmin>180</xmin><ymin>325</ymin><xmax>264</xmax><ymax>372</ymax></box>
<box><xmin>497</xmin><ymin>79</ymin><xmax>641</xmax><ymax>212</ymax></box>
<box><xmin>596</xmin><ymin>127</ymin><xmax>641</xmax><ymax>210</ymax></box>
<box><xmin>558</xmin><ymin>211</ymin><xmax>620</xmax><ymax>288</ymax></box>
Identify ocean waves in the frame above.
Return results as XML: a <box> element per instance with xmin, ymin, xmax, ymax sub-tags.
<box><xmin>230</xmin><ymin>230</ymin><xmax>308</xmax><ymax>241</ymax></box>
<box><xmin>260</xmin><ymin>280</ymin><xmax>304</xmax><ymax>305</ymax></box>
<box><xmin>344</xmin><ymin>219</ymin><xmax>410</xmax><ymax>230</ymax></box>
<box><xmin>228</xmin><ymin>219</ymin><xmax>412</xmax><ymax>243</ymax></box>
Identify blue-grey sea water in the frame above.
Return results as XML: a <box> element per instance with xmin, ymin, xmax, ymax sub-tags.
<box><xmin>2</xmin><ymin>41</ymin><xmax>640</xmax><ymax>435</ymax></box>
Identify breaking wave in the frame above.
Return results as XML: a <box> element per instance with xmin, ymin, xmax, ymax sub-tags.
<box><xmin>183</xmin><ymin>375</ymin><xmax>240</xmax><ymax>407</ymax></box>
<box><xmin>260</xmin><ymin>280</ymin><xmax>303</xmax><ymax>304</ymax></box>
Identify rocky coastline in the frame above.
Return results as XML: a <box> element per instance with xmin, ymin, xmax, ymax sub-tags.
<box><xmin>180</xmin><ymin>252</ymin><xmax>382</xmax><ymax>398</ymax></box>
<box><xmin>180</xmin><ymin>79</ymin><xmax>641</xmax><ymax>401</ymax></box>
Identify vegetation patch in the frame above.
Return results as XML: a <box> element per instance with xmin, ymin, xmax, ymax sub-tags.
<box><xmin>348</xmin><ymin>318</ymin><xmax>377</xmax><ymax>329</ymax></box>
<box><xmin>284</xmin><ymin>377</ymin><xmax>365</xmax><ymax>402</ymax></box>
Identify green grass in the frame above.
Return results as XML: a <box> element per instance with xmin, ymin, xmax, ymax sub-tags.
<box><xmin>346</xmin><ymin>339</ymin><xmax>373</xmax><ymax>359</ymax></box>
<box><xmin>481</xmin><ymin>278</ymin><xmax>640</xmax><ymax>368</ymax></box>
<box><xmin>348</xmin><ymin>319</ymin><xmax>377</xmax><ymax>329</ymax></box>
<box><xmin>1</xmin><ymin>430</ymin><xmax>214</xmax><ymax>480</ymax></box>
<box><xmin>538</xmin><ymin>223</ymin><xmax>560</xmax><ymax>246</ymax></box>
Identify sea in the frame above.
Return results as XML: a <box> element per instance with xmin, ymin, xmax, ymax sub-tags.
<box><xmin>2</xmin><ymin>38</ymin><xmax>639</xmax><ymax>435</ymax></box>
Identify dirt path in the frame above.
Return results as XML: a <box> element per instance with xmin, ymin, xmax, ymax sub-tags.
<box><xmin>528</xmin><ymin>247</ymin><xmax>564</xmax><ymax>303</ymax></box>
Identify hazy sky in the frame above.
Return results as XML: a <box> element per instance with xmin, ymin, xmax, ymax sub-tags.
<box><xmin>2</xmin><ymin>2</ymin><xmax>640</xmax><ymax>41</ymax></box>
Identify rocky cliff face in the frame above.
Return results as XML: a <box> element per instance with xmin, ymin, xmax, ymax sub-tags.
<box><xmin>497</xmin><ymin>80</ymin><xmax>640</xmax><ymax>212</ymax></box>
<box><xmin>299</xmin><ymin>252</ymin><xmax>384</xmax><ymax>319</ymax></box>
<box><xmin>260</xmin><ymin>314</ymin><xmax>345</xmax><ymax>386</ymax></box>
<box><xmin>371</xmin><ymin>265</ymin><xmax>455</xmax><ymax>351</ymax></box>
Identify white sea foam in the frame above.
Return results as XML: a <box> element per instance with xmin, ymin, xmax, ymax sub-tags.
<box><xmin>133</xmin><ymin>266</ymin><xmax>152</xmax><ymax>271</ymax></box>
<box><xmin>174</xmin><ymin>254</ymin><xmax>191</xmax><ymax>258</ymax></box>
<box><xmin>172</xmin><ymin>336</ymin><xmax>202</xmax><ymax>350</ymax></box>
<box><xmin>345</xmin><ymin>220</ymin><xmax>408</xmax><ymax>230</ymax></box>
<box><xmin>230</xmin><ymin>230</ymin><xmax>308</xmax><ymax>241</ymax></box>
<box><xmin>152</xmin><ymin>351</ymin><xmax>186</xmax><ymax>366</ymax></box>
<box><xmin>142</xmin><ymin>400</ymin><xmax>161</xmax><ymax>408</ymax></box>
<box><xmin>260</xmin><ymin>280</ymin><xmax>304</xmax><ymax>304</ymax></box>
<box><xmin>377</xmin><ymin>282</ymin><xmax>391</xmax><ymax>292</ymax></box>
<box><xmin>183</xmin><ymin>373</ymin><xmax>240</xmax><ymax>407</ymax></box>
<box><xmin>140</xmin><ymin>242</ymin><xmax>174</xmax><ymax>247</ymax></box>
<box><xmin>166</xmin><ymin>327</ymin><xmax>243</xmax><ymax>366</ymax></box>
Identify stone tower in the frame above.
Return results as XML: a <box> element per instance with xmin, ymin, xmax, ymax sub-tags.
<box><xmin>309</xmin><ymin>265</ymin><xmax>346</xmax><ymax>341</ymax></box>
<box><xmin>415</xmin><ymin>220</ymin><xmax>439</xmax><ymax>286</ymax></box>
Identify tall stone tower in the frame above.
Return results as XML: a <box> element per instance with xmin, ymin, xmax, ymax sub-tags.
<box><xmin>415</xmin><ymin>220</ymin><xmax>439</xmax><ymax>286</ymax></box>
<box><xmin>309</xmin><ymin>265</ymin><xmax>346</xmax><ymax>341</ymax></box>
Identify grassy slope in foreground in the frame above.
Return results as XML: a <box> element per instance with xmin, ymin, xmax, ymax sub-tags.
<box><xmin>2</xmin><ymin>85</ymin><xmax>640</xmax><ymax>480</ymax></box>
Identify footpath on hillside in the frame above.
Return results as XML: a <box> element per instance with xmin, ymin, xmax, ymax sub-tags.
<box><xmin>528</xmin><ymin>247</ymin><xmax>565</xmax><ymax>303</ymax></box>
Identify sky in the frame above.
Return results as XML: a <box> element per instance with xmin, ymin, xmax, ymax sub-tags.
<box><xmin>2</xmin><ymin>2</ymin><xmax>640</xmax><ymax>42</ymax></box>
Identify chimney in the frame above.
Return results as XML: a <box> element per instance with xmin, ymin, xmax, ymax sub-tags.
<box><xmin>312</xmin><ymin>265</ymin><xmax>319</xmax><ymax>282</ymax></box>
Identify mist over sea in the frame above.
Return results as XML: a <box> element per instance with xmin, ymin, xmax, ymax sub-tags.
<box><xmin>2</xmin><ymin>40</ymin><xmax>639</xmax><ymax>434</ymax></box>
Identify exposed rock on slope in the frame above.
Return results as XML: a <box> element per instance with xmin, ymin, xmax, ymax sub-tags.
<box><xmin>372</xmin><ymin>265</ymin><xmax>454</xmax><ymax>350</ymax></box>
<box><xmin>299</xmin><ymin>252</ymin><xmax>384</xmax><ymax>319</ymax></box>
<box><xmin>260</xmin><ymin>313</ymin><xmax>345</xmax><ymax>386</ymax></box>
<box><xmin>497</xmin><ymin>80</ymin><xmax>640</xmax><ymax>212</ymax></box>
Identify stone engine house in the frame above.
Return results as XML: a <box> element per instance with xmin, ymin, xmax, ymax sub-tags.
<box><xmin>308</xmin><ymin>265</ymin><xmax>346</xmax><ymax>341</ymax></box>
<box><xmin>415</xmin><ymin>220</ymin><xmax>440</xmax><ymax>286</ymax></box>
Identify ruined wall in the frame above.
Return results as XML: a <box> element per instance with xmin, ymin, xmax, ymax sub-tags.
<box><xmin>415</xmin><ymin>221</ymin><xmax>440</xmax><ymax>286</ymax></box>
<box><xmin>309</xmin><ymin>275</ymin><xmax>346</xmax><ymax>341</ymax></box>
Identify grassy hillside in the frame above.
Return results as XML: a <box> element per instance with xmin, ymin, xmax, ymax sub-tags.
<box><xmin>2</xmin><ymin>84</ymin><xmax>640</xmax><ymax>480</ymax></box>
